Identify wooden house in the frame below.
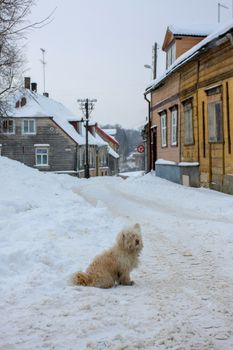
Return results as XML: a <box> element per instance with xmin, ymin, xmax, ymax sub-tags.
<box><xmin>96</xmin><ymin>127</ymin><xmax>119</xmax><ymax>175</ymax></box>
<box><xmin>145</xmin><ymin>22</ymin><xmax>233</xmax><ymax>194</ymax></box>
<box><xmin>0</xmin><ymin>78</ymin><xmax>114</xmax><ymax>177</ymax></box>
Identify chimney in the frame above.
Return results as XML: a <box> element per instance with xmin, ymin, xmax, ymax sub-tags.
<box><xmin>24</xmin><ymin>77</ymin><xmax>31</xmax><ymax>89</ymax></box>
<box><xmin>31</xmin><ymin>82</ymin><xmax>37</xmax><ymax>92</ymax></box>
<box><xmin>43</xmin><ymin>92</ymin><xmax>49</xmax><ymax>98</ymax></box>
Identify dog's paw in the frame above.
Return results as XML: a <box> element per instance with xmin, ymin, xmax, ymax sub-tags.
<box><xmin>122</xmin><ymin>280</ymin><xmax>134</xmax><ymax>286</ymax></box>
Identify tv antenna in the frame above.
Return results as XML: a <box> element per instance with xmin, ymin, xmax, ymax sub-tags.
<box><xmin>40</xmin><ymin>48</ymin><xmax>46</xmax><ymax>93</ymax></box>
<box><xmin>218</xmin><ymin>2</ymin><xmax>229</xmax><ymax>23</ymax></box>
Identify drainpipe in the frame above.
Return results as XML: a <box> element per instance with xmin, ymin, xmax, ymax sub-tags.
<box><xmin>196</xmin><ymin>60</ymin><xmax>200</xmax><ymax>164</ymax></box>
<box><xmin>144</xmin><ymin>92</ymin><xmax>151</xmax><ymax>172</ymax></box>
<box><xmin>75</xmin><ymin>144</ymin><xmax>78</xmax><ymax>177</ymax></box>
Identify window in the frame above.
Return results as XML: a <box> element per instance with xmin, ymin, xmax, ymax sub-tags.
<box><xmin>89</xmin><ymin>147</ymin><xmax>95</xmax><ymax>167</ymax></box>
<box><xmin>79</xmin><ymin>147</ymin><xmax>85</xmax><ymax>168</ymax></box>
<box><xmin>2</xmin><ymin>119</ymin><xmax>15</xmax><ymax>134</ymax></box>
<box><xmin>171</xmin><ymin>108</ymin><xmax>178</xmax><ymax>146</ymax></box>
<box><xmin>22</xmin><ymin>119</ymin><xmax>36</xmax><ymax>134</ymax></box>
<box><xmin>166</xmin><ymin>43</ymin><xmax>176</xmax><ymax>68</ymax></box>
<box><xmin>160</xmin><ymin>112</ymin><xmax>167</xmax><ymax>147</ymax></box>
<box><xmin>35</xmin><ymin>148</ymin><xmax>49</xmax><ymax>166</ymax></box>
<box><xmin>184</xmin><ymin>102</ymin><xmax>194</xmax><ymax>145</ymax></box>
<box><xmin>208</xmin><ymin>101</ymin><xmax>222</xmax><ymax>143</ymax></box>
<box><xmin>98</xmin><ymin>148</ymin><xmax>107</xmax><ymax>166</ymax></box>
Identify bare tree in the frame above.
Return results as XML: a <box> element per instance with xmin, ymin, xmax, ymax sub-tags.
<box><xmin>0</xmin><ymin>0</ymin><xmax>54</xmax><ymax>116</ymax></box>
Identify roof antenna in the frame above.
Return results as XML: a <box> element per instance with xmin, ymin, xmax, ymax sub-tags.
<box><xmin>218</xmin><ymin>2</ymin><xmax>229</xmax><ymax>23</ymax></box>
<box><xmin>40</xmin><ymin>48</ymin><xmax>46</xmax><ymax>93</ymax></box>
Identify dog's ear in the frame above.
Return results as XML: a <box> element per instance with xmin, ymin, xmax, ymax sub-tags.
<box><xmin>117</xmin><ymin>231</ymin><xmax>126</xmax><ymax>249</ymax></box>
<box><xmin>133</xmin><ymin>223</ymin><xmax>141</xmax><ymax>232</ymax></box>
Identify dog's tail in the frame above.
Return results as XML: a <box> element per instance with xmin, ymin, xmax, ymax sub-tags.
<box><xmin>72</xmin><ymin>272</ymin><xmax>92</xmax><ymax>286</ymax></box>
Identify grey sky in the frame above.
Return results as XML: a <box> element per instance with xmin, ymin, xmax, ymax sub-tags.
<box><xmin>26</xmin><ymin>0</ymin><xmax>233</xmax><ymax>128</ymax></box>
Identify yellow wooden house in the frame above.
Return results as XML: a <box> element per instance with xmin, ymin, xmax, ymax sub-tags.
<box><xmin>145</xmin><ymin>22</ymin><xmax>233</xmax><ymax>194</ymax></box>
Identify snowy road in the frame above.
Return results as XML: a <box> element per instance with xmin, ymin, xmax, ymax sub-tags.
<box><xmin>1</xmin><ymin>158</ymin><xmax>233</xmax><ymax>350</ymax></box>
<box><xmin>74</xmin><ymin>176</ymin><xmax>233</xmax><ymax>349</ymax></box>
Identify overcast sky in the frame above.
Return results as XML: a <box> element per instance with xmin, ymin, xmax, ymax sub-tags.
<box><xmin>25</xmin><ymin>0</ymin><xmax>233</xmax><ymax>129</ymax></box>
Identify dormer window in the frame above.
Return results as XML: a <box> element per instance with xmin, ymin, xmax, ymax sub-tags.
<box><xmin>166</xmin><ymin>42</ymin><xmax>176</xmax><ymax>68</ymax></box>
<box><xmin>15</xmin><ymin>97</ymin><xmax>27</xmax><ymax>108</ymax></box>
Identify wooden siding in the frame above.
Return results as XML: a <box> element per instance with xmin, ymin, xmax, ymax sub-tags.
<box><xmin>162</xmin><ymin>30</ymin><xmax>205</xmax><ymax>56</ymax></box>
<box><xmin>176</xmin><ymin>36</ymin><xmax>205</xmax><ymax>59</ymax></box>
<box><xmin>0</xmin><ymin>118</ymin><xmax>77</xmax><ymax>171</ymax></box>
<box><xmin>151</xmin><ymin>73</ymin><xmax>180</xmax><ymax>163</ymax></box>
<box><xmin>179</xmin><ymin>39</ymin><xmax>233</xmax><ymax>188</ymax></box>
<box><xmin>149</xmin><ymin>30</ymin><xmax>233</xmax><ymax>191</ymax></box>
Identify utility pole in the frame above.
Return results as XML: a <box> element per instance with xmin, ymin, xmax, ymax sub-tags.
<box><xmin>40</xmin><ymin>48</ymin><xmax>46</xmax><ymax>93</ymax></box>
<box><xmin>152</xmin><ymin>42</ymin><xmax>157</xmax><ymax>80</ymax></box>
<box><xmin>77</xmin><ymin>98</ymin><xmax>97</xmax><ymax>178</ymax></box>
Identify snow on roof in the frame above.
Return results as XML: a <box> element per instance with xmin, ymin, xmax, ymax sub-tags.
<box><xmin>102</xmin><ymin>128</ymin><xmax>117</xmax><ymax>136</ymax></box>
<box><xmin>96</xmin><ymin>126</ymin><xmax>119</xmax><ymax>146</ymax></box>
<box><xmin>7</xmin><ymin>88</ymin><xmax>102</xmax><ymax>146</ymax></box>
<box><xmin>92</xmin><ymin>132</ymin><xmax>108</xmax><ymax>147</ymax></box>
<box><xmin>146</xmin><ymin>21</ymin><xmax>233</xmax><ymax>93</ymax></box>
<box><xmin>92</xmin><ymin>126</ymin><xmax>119</xmax><ymax>156</ymax></box>
<box><xmin>168</xmin><ymin>24</ymin><xmax>217</xmax><ymax>37</ymax></box>
<box><xmin>9</xmin><ymin>88</ymin><xmax>79</xmax><ymax>120</ymax></box>
<box><xmin>108</xmin><ymin>146</ymin><xmax>119</xmax><ymax>159</ymax></box>
<box><xmin>102</xmin><ymin>128</ymin><xmax>119</xmax><ymax>145</ymax></box>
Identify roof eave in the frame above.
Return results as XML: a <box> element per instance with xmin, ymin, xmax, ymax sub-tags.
<box><xmin>146</xmin><ymin>28</ymin><xmax>233</xmax><ymax>94</ymax></box>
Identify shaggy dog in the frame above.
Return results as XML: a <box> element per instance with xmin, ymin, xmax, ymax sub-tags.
<box><xmin>72</xmin><ymin>223</ymin><xmax>143</xmax><ymax>288</ymax></box>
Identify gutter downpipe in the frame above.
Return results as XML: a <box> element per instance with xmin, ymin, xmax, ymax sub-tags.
<box><xmin>144</xmin><ymin>91</ymin><xmax>152</xmax><ymax>172</ymax></box>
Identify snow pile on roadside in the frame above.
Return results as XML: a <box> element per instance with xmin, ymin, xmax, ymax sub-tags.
<box><xmin>0</xmin><ymin>157</ymin><xmax>123</xmax><ymax>349</ymax></box>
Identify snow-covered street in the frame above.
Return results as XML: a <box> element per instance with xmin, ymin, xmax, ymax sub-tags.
<box><xmin>1</xmin><ymin>157</ymin><xmax>233</xmax><ymax>349</ymax></box>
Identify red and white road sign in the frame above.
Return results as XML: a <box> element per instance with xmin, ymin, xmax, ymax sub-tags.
<box><xmin>136</xmin><ymin>144</ymin><xmax>145</xmax><ymax>153</ymax></box>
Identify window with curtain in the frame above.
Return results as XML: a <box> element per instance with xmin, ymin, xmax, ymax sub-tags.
<box><xmin>208</xmin><ymin>101</ymin><xmax>222</xmax><ymax>143</ymax></box>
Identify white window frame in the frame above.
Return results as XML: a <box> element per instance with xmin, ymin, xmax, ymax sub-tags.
<box><xmin>166</xmin><ymin>42</ymin><xmax>176</xmax><ymax>68</ymax></box>
<box><xmin>99</xmin><ymin>148</ymin><xmax>106</xmax><ymax>166</ymax></box>
<box><xmin>22</xmin><ymin>119</ymin><xmax>36</xmax><ymax>135</ymax></box>
<box><xmin>171</xmin><ymin>108</ymin><xmax>178</xmax><ymax>146</ymax></box>
<box><xmin>35</xmin><ymin>147</ymin><xmax>49</xmax><ymax>166</ymax></box>
<box><xmin>2</xmin><ymin>119</ymin><xmax>15</xmax><ymax>134</ymax></box>
<box><xmin>160</xmin><ymin>112</ymin><xmax>167</xmax><ymax>147</ymax></box>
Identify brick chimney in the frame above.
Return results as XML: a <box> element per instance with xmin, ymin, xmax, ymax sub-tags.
<box><xmin>24</xmin><ymin>77</ymin><xmax>31</xmax><ymax>89</ymax></box>
<box><xmin>31</xmin><ymin>82</ymin><xmax>37</xmax><ymax>92</ymax></box>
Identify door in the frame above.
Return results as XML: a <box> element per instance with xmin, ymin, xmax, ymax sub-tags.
<box><xmin>151</xmin><ymin>127</ymin><xmax>157</xmax><ymax>170</ymax></box>
<box><xmin>208</xmin><ymin>100</ymin><xmax>224</xmax><ymax>190</ymax></box>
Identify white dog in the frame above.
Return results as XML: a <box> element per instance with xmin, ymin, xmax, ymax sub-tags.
<box><xmin>72</xmin><ymin>223</ymin><xmax>143</xmax><ymax>288</ymax></box>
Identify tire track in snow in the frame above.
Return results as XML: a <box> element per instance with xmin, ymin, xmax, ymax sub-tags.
<box><xmin>74</xmin><ymin>181</ymin><xmax>233</xmax><ymax>349</ymax></box>
<box><xmin>74</xmin><ymin>182</ymin><xmax>233</xmax><ymax>225</ymax></box>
